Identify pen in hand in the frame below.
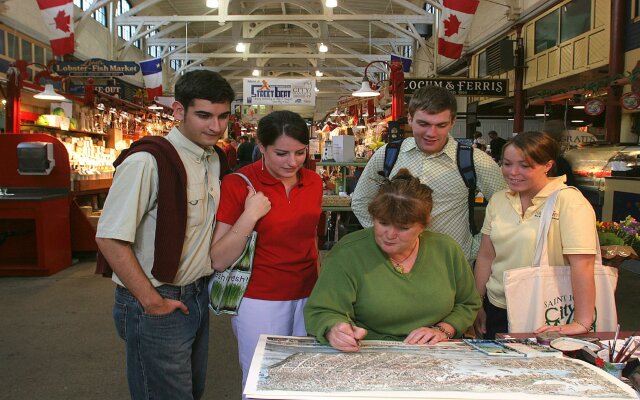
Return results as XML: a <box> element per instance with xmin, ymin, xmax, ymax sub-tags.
<box><xmin>345</xmin><ymin>312</ymin><xmax>361</xmax><ymax>348</ymax></box>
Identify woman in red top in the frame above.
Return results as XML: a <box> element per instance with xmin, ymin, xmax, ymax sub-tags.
<box><xmin>211</xmin><ymin>110</ymin><xmax>323</xmax><ymax>390</ymax></box>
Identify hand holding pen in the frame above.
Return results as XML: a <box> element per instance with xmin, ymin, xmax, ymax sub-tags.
<box><xmin>326</xmin><ymin>313</ymin><xmax>368</xmax><ymax>352</ymax></box>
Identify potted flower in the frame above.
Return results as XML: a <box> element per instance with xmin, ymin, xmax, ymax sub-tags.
<box><xmin>597</xmin><ymin>216</ymin><xmax>639</xmax><ymax>267</ymax></box>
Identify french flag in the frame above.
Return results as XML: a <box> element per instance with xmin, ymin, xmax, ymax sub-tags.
<box><xmin>37</xmin><ymin>0</ymin><xmax>75</xmax><ymax>56</ymax></box>
<box><xmin>438</xmin><ymin>0</ymin><xmax>480</xmax><ymax>60</ymax></box>
<box><xmin>139</xmin><ymin>58</ymin><xmax>163</xmax><ymax>100</ymax></box>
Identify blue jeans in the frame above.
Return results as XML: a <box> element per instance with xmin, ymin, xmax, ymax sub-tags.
<box><xmin>113</xmin><ymin>277</ymin><xmax>210</xmax><ymax>400</ymax></box>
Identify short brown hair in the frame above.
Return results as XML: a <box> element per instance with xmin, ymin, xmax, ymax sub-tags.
<box><xmin>368</xmin><ymin>168</ymin><xmax>433</xmax><ymax>227</ymax></box>
<box><xmin>407</xmin><ymin>85</ymin><xmax>457</xmax><ymax>119</ymax></box>
<box><xmin>505</xmin><ymin>131</ymin><xmax>560</xmax><ymax>166</ymax></box>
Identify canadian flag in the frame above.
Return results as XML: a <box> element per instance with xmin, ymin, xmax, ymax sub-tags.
<box><xmin>438</xmin><ymin>0</ymin><xmax>479</xmax><ymax>60</ymax></box>
<box><xmin>139</xmin><ymin>58</ymin><xmax>163</xmax><ymax>100</ymax></box>
<box><xmin>37</xmin><ymin>0</ymin><xmax>75</xmax><ymax>56</ymax></box>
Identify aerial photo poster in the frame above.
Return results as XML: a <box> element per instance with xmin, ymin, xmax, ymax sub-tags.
<box><xmin>245</xmin><ymin>335</ymin><xmax>637</xmax><ymax>400</ymax></box>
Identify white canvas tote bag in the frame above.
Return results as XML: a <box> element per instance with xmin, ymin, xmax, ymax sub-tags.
<box><xmin>504</xmin><ymin>188</ymin><xmax>618</xmax><ymax>333</ymax></box>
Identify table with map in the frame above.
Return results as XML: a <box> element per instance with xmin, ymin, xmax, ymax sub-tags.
<box><xmin>245</xmin><ymin>335</ymin><xmax>638</xmax><ymax>400</ymax></box>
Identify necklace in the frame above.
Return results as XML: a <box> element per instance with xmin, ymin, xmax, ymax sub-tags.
<box><xmin>388</xmin><ymin>240</ymin><xmax>419</xmax><ymax>274</ymax></box>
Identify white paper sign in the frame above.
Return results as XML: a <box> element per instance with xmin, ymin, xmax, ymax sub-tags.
<box><xmin>243</xmin><ymin>78</ymin><xmax>316</xmax><ymax>106</ymax></box>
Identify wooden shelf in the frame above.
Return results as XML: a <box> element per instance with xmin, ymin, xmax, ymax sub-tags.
<box><xmin>71</xmin><ymin>178</ymin><xmax>112</xmax><ymax>194</ymax></box>
<box><xmin>21</xmin><ymin>124</ymin><xmax>107</xmax><ymax>137</ymax></box>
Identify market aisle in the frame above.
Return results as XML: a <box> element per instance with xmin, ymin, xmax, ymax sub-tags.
<box><xmin>0</xmin><ymin>259</ymin><xmax>242</xmax><ymax>400</ymax></box>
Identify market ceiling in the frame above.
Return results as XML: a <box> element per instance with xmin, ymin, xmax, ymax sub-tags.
<box><xmin>106</xmin><ymin>0</ymin><xmax>438</xmax><ymax>104</ymax></box>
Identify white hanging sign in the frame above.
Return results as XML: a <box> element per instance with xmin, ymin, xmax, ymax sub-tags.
<box><xmin>243</xmin><ymin>78</ymin><xmax>316</xmax><ymax>106</ymax></box>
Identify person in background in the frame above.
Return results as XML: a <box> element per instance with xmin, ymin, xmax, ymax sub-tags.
<box><xmin>543</xmin><ymin>119</ymin><xmax>577</xmax><ymax>186</ymax></box>
<box><xmin>473</xmin><ymin>131</ymin><xmax>487</xmax><ymax>151</ymax></box>
<box><xmin>251</xmin><ymin>136</ymin><xmax>262</xmax><ymax>162</ymax></box>
<box><xmin>352</xmin><ymin>85</ymin><xmax>506</xmax><ymax>263</ymax></box>
<box><xmin>210</xmin><ymin>110</ymin><xmax>323</xmax><ymax>391</ymax></box>
<box><xmin>305</xmin><ymin>168</ymin><xmax>480</xmax><ymax>352</ymax></box>
<box><xmin>473</xmin><ymin>131</ymin><xmax>596</xmax><ymax>339</ymax></box>
<box><xmin>95</xmin><ymin>70</ymin><xmax>234</xmax><ymax>400</ymax></box>
<box><xmin>222</xmin><ymin>137</ymin><xmax>238</xmax><ymax>170</ymax></box>
<box><xmin>488</xmin><ymin>130</ymin><xmax>506</xmax><ymax>163</ymax></box>
<box><xmin>236</xmin><ymin>135</ymin><xmax>254</xmax><ymax>168</ymax></box>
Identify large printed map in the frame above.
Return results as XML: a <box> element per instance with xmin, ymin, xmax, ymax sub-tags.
<box><xmin>245</xmin><ymin>336</ymin><xmax>638</xmax><ymax>400</ymax></box>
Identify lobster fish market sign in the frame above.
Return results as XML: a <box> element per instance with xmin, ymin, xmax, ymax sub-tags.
<box><xmin>53</xmin><ymin>58</ymin><xmax>140</xmax><ymax>77</ymax></box>
<box><xmin>405</xmin><ymin>78</ymin><xmax>508</xmax><ymax>97</ymax></box>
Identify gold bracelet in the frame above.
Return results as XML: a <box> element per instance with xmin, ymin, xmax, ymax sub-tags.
<box><xmin>231</xmin><ymin>229</ymin><xmax>250</xmax><ymax>239</ymax></box>
<box><xmin>431</xmin><ymin>324</ymin><xmax>453</xmax><ymax>339</ymax></box>
<box><xmin>573</xmin><ymin>319</ymin><xmax>593</xmax><ymax>333</ymax></box>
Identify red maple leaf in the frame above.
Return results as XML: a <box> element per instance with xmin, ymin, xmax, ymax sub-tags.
<box><xmin>54</xmin><ymin>10</ymin><xmax>71</xmax><ymax>33</ymax></box>
<box><xmin>443</xmin><ymin>14</ymin><xmax>461</xmax><ymax>37</ymax></box>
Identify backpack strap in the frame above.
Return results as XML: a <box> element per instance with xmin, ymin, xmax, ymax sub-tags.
<box><xmin>456</xmin><ymin>143</ymin><xmax>479</xmax><ymax>235</ymax></box>
<box><xmin>378</xmin><ymin>138</ymin><xmax>406</xmax><ymax>178</ymax></box>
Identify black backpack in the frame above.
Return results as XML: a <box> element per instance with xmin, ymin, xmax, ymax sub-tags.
<box><xmin>378</xmin><ymin>138</ymin><xmax>479</xmax><ymax>235</ymax></box>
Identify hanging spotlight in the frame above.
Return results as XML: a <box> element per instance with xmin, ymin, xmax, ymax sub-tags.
<box><xmin>356</xmin><ymin>116</ymin><xmax>366</xmax><ymax>128</ymax></box>
<box><xmin>236</xmin><ymin>42</ymin><xmax>246</xmax><ymax>52</ymax></box>
<box><xmin>315</xmin><ymin>70</ymin><xmax>323</xmax><ymax>77</ymax></box>
<box><xmin>326</xmin><ymin>0</ymin><xmax>337</xmax><ymax>8</ymax></box>
<box><xmin>352</xmin><ymin>77</ymin><xmax>379</xmax><ymax>97</ymax></box>
<box><xmin>318</xmin><ymin>43</ymin><xmax>328</xmax><ymax>53</ymax></box>
<box><xmin>252</xmin><ymin>69</ymin><xmax>260</xmax><ymax>76</ymax></box>
<box><xmin>205</xmin><ymin>0</ymin><xmax>219</xmax><ymax>8</ymax></box>
<box><xmin>34</xmin><ymin>84</ymin><xmax>66</xmax><ymax>101</ymax></box>
<box><xmin>330</xmin><ymin>108</ymin><xmax>340</xmax><ymax>117</ymax></box>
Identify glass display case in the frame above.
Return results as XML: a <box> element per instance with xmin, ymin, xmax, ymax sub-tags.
<box><xmin>564</xmin><ymin>145</ymin><xmax>640</xmax><ymax>220</ymax></box>
<box><xmin>564</xmin><ymin>145</ymin><xmax>640</xmax><ymax>189</ymax></box>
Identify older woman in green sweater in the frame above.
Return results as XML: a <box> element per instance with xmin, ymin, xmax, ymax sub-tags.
<box><xmin>304</xmin><ymin>169</ymin><xmax>481</xmax><ymax>352</ymax></box>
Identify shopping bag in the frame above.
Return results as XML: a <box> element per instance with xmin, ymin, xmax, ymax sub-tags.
<box><xmin>208</xmin><ymin>172</ymin><xmax>258</xmax><ymax>315</ymax></box>
<box><xmin>504</xmin><ymin>188</ymin><xmax>618</xmax><ymax>333</ymax></box>
<box><xmin>208</xmin><ymin>230</ymin><xmax>257</xmax><ymax>315</ymax></box>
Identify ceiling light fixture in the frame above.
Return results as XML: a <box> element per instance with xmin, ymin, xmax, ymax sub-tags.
<box><xmin>34</xmin><ymin>84</ymin><xmax>66</xmax><ymax>101</ymax></box>
<box><xmin>352</xmin><ymin>77</ymin><xmax>380</xmax><ymax>97</ymax></box>
<box><xmin>326</xmin><ymin>0</ymin><xmax>337</xmax><ymax>8</ymax></box>
<box><xmin>236</xmin><ymin>42</ymin><xmax>246</xmax><ymax>52</ymax></box>
<box><xmin>571</xmin><ymin>120</ymin><xmax>585</xmax><ymax>123</ymax></box>
<box><xmin>205</xmin><ymin>0</ymin><xmax>219</xmax><ymax>8</ymax></box>
<box><xmin>573</xmin><ymin>105</ymin><xmax>585</xmax><ymax>109</ymax></box>
<box><xmin>315</xmin><ymin>70</ymin><xmax>323</xmax><ymax>77</ymax></box>
<box><xmin>318</xmin><ymin>43</ymin><xmax>328</xmax><ymax>53</ymax></box>
<box><xmin>148</xmin><ymin>103</ymin><xmax>163</xmax><ymax>110</ymax></box>
<box><xmin>330</xmin><ymin>109</ymin><xmax>340</xmax><ymax>117</ymax></box>
<box><xmin>252</xmin><ymin>69</ymin><xmax>260</xmax><ymax>76</ymax></box>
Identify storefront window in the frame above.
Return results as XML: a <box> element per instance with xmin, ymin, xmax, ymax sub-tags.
<box><xmin>478</xmin><ymin>51</ymin><xmax>487</xmax><ymax>78</ymax></box>
<box><xmin>7</xmin><ymin>32</ymin><xmax>18</xmax><ymax>59</ymax></box>
<box><xmin>34</xmin><ymin>45</ymin><xmax>45</xmax><ymax>65</ymax></box>
<box><xmin>534</xmin><ymin>9</ymin><xmax>558</xmax><ymax>53</ymax></box>
<box><xmin>560</xmin><ymin>0</ymin><xmax>591</xmax><ymax>43</ymax></box>
<box><xmin>21</xmin><ymin>39</ymin><xmax>32</xmax><ymax>63</ymax></box>
<box><xmin>0</xmin><ymin>29</ymin><xmax>4</xmax><ymax>55</ymax></box>
<box><xmin>634</xmin><ymin>0</ymin><xmax>640</xmax><ymax>19</ymax></box>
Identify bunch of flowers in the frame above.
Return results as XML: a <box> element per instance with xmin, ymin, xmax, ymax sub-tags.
<box><xmin>597</xmin><ymin>216</ymin><xmax>640</xmax><ymax>255</ymax></box>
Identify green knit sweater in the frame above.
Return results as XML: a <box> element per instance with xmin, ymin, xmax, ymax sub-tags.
<box><xmin>304</xmin><ymin>228</ymin><xmax>481</xmax><ymax>343</ymax></box>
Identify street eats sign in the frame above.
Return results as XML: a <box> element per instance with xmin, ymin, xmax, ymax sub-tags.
<box><xmin>404</xmin><ymin>78</ymin><xmax>508</xmax><ymax>97</ymax></box>
<box><xmin>243</xmin><ymin>78</ymin><xmax>316</xmax><ymax>106</ymax></box>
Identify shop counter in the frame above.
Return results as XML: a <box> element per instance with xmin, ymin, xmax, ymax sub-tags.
<box><xmin>0</xmin><ymin>189</ymin><xmax>71</xmax><ymax>276</ymax></box>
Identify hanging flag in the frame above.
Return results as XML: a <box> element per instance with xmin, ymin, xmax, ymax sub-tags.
<box><xmin>438</xmin><ymin>0</ymin><xmax>480</xmax><ymax>60</ymax></box>
<box><xmin>139</xmin><ymin>58</ymin><xmax>163</xmax><ymax>100</ymax></box>
<box><xmin>37</xmin><ymin>0</ymin><xmax>75</xmax><ymax>56</ymax></box>
<box><xmin>390</xmin><ymin>55</ymin><xmax>412</xmax><ymax>73</ymax></box>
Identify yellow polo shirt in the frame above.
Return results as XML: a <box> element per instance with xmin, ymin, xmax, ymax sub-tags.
<box><xmin>481</xmin><ymin>176</ymin><xmax>597</xmax><ymax>309</ymax></box>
